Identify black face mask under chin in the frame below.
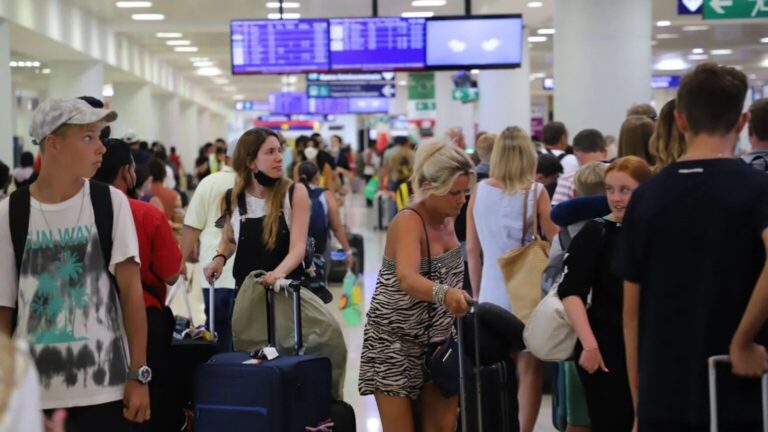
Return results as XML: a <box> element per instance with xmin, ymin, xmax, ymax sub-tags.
<box><xmin>254</xmin><ymin>170</ymin><xmax>280</xmax><ymax>187</ymax></box>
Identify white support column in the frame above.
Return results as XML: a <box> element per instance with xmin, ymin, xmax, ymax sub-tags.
<box><xmin>179</xmin><ymin>102</ymin><xmax>199</xmax><ymax>170</ymax></box>
<box><xmin>554</xmin><ymin>0</ymin><xmax>652</xmax><ymax>138</ymax></box>
<box><xmin>197</xmin><ymin>109</ymin><xmax>211</xmax><ymax>145</ymax></box>
<box><xmin>47</xmin><ymin>61</ymin><xmax>104</xmax><ymax>100</ymax></box>
<box><xmin>154</xmin><ymin>93</ymin><xmax>181</xmax><ymax>148</ymax></box>
<box><xmin>111</xmin><ymin>82</ymin><xmax>154</xmax><ymax>142</ymax></box>
<box><xmin>478</xmin><ymin>29</ymin><xmax>531</xmax><ymax>137</ymax></box>
<box><xmin>434</xmin><ymin>71</ymin><xmax>476</xmax><ymax>147</ymax></box>
<box><xmin>0</xmin><ymin>19</ymin><xmax>13</xmax><ymax>165</ymax></box>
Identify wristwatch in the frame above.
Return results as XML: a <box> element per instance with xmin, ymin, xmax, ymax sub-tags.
<box><xmin>127</xmin><ymin>365</ymin><xmax>152</xmax><ymax>384</ymax></box>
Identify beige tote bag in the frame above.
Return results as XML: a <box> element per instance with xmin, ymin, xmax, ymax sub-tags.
<box><xmin>497</xmin><ymin>184</ymin><xmax>550</xmax><ymax>323</ymax></box>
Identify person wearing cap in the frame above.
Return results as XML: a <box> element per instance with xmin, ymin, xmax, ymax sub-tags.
<box><xmin>124</xmin><ymin>130</ymin><xmax>152</xmax><ymax>167</ymax></box>
<box><xmin>0</xmin><ymin>98</ymin><xmax>150</xmax><ymax>429</ymax></box>
<box><xmin>180</xmin><ymin>143</ymin><xmax>237</xmax><ymax>352</ymax></box>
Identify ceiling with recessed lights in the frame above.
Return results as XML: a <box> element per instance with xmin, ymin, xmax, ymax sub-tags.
<box><xmin>7</xmin><ymin>0</ymin><xmax>768</xmax><ymax>104</ymax></box>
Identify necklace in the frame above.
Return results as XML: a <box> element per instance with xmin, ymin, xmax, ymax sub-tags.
<box><xmin>37</xmin><ymin>184</ymin><xmax>87</xmax><ymax>242</ymax></box>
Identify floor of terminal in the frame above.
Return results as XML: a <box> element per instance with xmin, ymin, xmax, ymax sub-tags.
<box><xmin>335</xmin><ymin>191</ymin><xmax>556</xmax><ymax>432</ymax></box>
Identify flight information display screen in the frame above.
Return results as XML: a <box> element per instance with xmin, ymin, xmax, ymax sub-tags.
<box><xmin>231</xmin><ymin>19</ymin><xmax>330</xmax><ymax>74</ymax></box>
<box><xmin>425</xmin><ymin>16</ymin><xmax>523</xmax><ymax>69</ymax></box>
<box><xmin>329</xmin><ymin>17</ymin><xmax>426</xmax><ymax>71</ymax></box>
<box><xmin>269</xmin><ymin>92</ymin><xmax>309</xmax><ymax>114</ymax></box>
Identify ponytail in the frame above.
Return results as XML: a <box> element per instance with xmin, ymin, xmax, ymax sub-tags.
<box><xmin>297</xmin><ymin>161</ymin><xmax>320</xmax><ymax>191</ymax></box>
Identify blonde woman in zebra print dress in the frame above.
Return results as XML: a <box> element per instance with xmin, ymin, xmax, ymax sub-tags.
<box><xmin>359</xmin><ymin>140</ymin><xmax>475</xmax><ymax>432</ymax></box>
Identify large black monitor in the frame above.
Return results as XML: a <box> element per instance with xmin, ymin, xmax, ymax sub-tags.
<box><xmin>231</xmin><ymin>19</ymin><xmax>330</xmax><ymax>74</ymax></box>
<box><xmin>328</xmin><ymin>17</ymin><xmax>426</xmax><ymax>71</ymax></box>
<box><xmin>425</xmin><ymin>15</ymin><xmax>524</xmax><ymax>70</ymax></box>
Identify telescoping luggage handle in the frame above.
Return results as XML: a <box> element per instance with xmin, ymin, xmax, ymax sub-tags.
<box><xmin>708</xmin><ymin>355</ymin><xmax>768</xmax><ymax>432</ymax></box>
<box><xmin>265</xmin><ymin>278</ymin><xmax>305</xmax><ymax>355</ymax></box>
<box><xmin>457</xmin><ymin>298</ymin><xmax>482</xmax><ymax>432</ymax></box>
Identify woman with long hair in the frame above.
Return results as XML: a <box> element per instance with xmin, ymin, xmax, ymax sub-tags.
<box><xmin>558</xmin><ymin>156</ymin><xmax>653</xmax><ymax>431</ymax></box>
<box><xmin>466</xmin><ymin>126</ymin><xmax>559</xmax><ymax>432</ymax></box>
<box><xmin>649</xmin><ymin>99</ymin><xmax>687</xmax><ymax>171</ymax></box>
<box><xmin>204</xmin><ymin>127</ymin><xmax>310</xmax><ymax>289</ymax></box>
<box><xmin>359</xmin><ymin>140</ymin><xmax>474</xmax><ymax>432</ymax></box>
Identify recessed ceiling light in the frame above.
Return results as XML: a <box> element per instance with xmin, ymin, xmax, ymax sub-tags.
<box><xmin>193</xmin><ymin>60</ymin><xmax>214</xmax><ymax>67</ymax></box>
<box><xmin>266</xmin><ymin>1</ymin><xmax>300</xmax><ymax>8</ymax></box>
<box><xmin>8</xmin><ymin>61</ymin><xmax>16</xmax><ymax>67</ymax></box>
<box><xmin>401</xmin><ymin>11</ymin><xmax>434</xmax><ymax>18</ymax></box>
<box><xmin>196</xmin><ymin>67</ymin><xmax>222</xmax><ymax>76</ymax></box>
<box><xmin>233</xmin><ymin>94</ymin><xmax>245</xmax><ymax>100</ymax></box>
<box><xmin>268</xmin><ymin>12</ymin><xmax>301</xmax><ymax>19</ymax></box>
<box><xmin>213</xmin><ymin>77</ymin><xmax>230</xmax><ymax>84</ymax></box>
<box><xmin>116</xmin><ymin>1</ymin><xmax>152</xmax><ymax>8</ymax></box>
<box><xmin>41</xmin><ymin>68</ymin><xmax>51</xmax><ymax>74</ymax></box>
<box><xmin>102</xmin><ymin>84</ymin><xmax>114</xmax><ymax>97</ymax></box>
<box><xmin>710</xmin><ymin>49</ymin><xmax>733</xmax><ymax>55</ymax></box>
<box><xmin>527</xmin><ymin>1</ymin><xmax>544</xmax><ymax>7</ymax></box>
<box><xmin>166</xmin><ymin>40</ymin><xmax>191</xmax><ymax>46</ymax></box>
<box><xmin>682</xmin><ymin>25</ymin><xmax>710</xmax><ymax>31</ymax></box>
<box><xmin>537</xmin><ymin>28</ymin><xmax>555</xmax><ymax>35</ymax></box>
<box><xmin>655</xmin><ymin>58</ymin><xmax>689</xmax><ymax>71</ymax></box>
<box><xmin>761</xmin><ymin>37</ymin><xmax>768</xmax><ymax>44</ymax></box>
<box><xmin>688</xmin><ymin>54</ymin><xmax>709</xmax><ymax>60</ymax></box>
<box><xmin>656</xmin><ymin>20</ymin><xmax>672</xmax><ymax>27</ymax></box>
<box><xmin>412</xmin><ymin>0</ymin><xmax>446</xmax><ymax>6</ymax></box>
<box><xmin>692</xmin><ymin>48</ymin><xmax>704</xmax><ymax>54</ymax></box>
<box><xmin>156</xmin><ymin>32</ymin><xmax>183</xmax><ymax>38</ymax></box>
<box><xmin>530</xmin><ymin>72</ymin><xmax>546</xmax><ymax>80</ymax></box>
<box><xmin>528</xmin><ymin>36</ymin><xmax>548</xmax><ymax>42</ymax></box>
<box><xmin>656</xmin><ymin>33</ymin><xmax>679</xmax><ymax>39</ymax></box>
<box><xmin>131</xmin><ymin>13</ymin><xmax>164</xmax><ymax>20</ymax></box>
<box><xmin>470</xmin><ymin>69</ymin><xmax>480</xmax><ymax>74</ymax></box>
<box><xmin>174</xmin><ymin>46</ymin><xmax>199</xmax><ymax>52</ymax></box>
<box><xmin>189</xmin><ymin>57</ymin><xmax>209</xmax><ymax>62</ymax></box>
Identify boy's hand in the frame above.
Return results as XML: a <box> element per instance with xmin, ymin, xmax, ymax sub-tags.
<box><xmin>730</xmin><ymin>342</ymin><xmax>768</xmax><ymax>377</ymax></box>
<box><xmin>123</xmin><ymin>380</ymin><xmax>150</xmax><ymax>423</ymax></box>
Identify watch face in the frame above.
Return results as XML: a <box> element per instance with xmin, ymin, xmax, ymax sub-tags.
<box><xmin>139</xmin><ymin>366</ymin><xmax>152</xmax><ymax>383</ymax></box>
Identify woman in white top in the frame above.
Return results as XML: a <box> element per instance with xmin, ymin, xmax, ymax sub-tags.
<box><xmin>466</xmin><ymin>126</ymin><xmax>558</xmax><ymax>432</ymax></box>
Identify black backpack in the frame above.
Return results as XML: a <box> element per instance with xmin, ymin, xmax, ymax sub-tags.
<box><xmin>745</xmin><ymin>153</ymin><xmax>768</xmax><ymax>173</ymax></box>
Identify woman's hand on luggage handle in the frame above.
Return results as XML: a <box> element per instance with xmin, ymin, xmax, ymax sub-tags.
<box><xmin>203</xmin><ymin>260</ymin><xmax>223</xmax><ymax>285</ymax></box>
<box><xmin>444</xmin><ymin>288</ymin><xmax>472</xmax><ymax>317</ymax></box>
<box><xmin>262</xmin><ymin>271</ymin><xmax>286</xmax><ymax>288</ymax></box>
<box><xmin>579</xmin><ymin>346</ymin><xmax>609</xmax><ymax>374</ymax></box>
<box><xmin>730</xmin><ymin>342</ymin><xmax>768</xmax><ymax>377</ymax></box>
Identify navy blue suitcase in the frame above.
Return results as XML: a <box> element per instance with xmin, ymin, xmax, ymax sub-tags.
<box><xmin>194</xmin><ymin>280</ymin><xmax>332</xmax><ymax>432</ymax></box>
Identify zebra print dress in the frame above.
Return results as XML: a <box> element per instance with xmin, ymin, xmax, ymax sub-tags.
<box><xmin>358</xmin><ymin>246</ymin><xmax>464</xmax><ymax>400</ymax></box>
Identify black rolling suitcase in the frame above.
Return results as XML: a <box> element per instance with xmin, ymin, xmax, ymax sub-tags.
<box><xmin>348</xmin><ymin>232</ymin><xmax>364</xmax><ymax>275</ymax></box>
<box><xmin>458</xmin><ymin>302</ymin><xmax>520</xmax><ymax>432</ymax></box>
<box><xmin>375</xmin><ymin>194</ymin><xmax>387</xmax><ymax>231</ymax></box>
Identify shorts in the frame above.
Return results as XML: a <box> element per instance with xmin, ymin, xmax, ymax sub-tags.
<box><xmin>358</xmin><ymin>323</ymin><xmax>427</xmax><ymax>400</ymax></box>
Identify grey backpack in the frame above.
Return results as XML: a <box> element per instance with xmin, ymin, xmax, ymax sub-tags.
<box><xmin>541</xmin><ymin>227</ymin><xmax>573</xmax><ymax>297</ymax></box>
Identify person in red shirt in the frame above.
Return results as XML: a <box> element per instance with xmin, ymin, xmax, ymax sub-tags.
<box><xmin>94</xmin><ymin>139</ymin><xmax>182</xmax><ymax>432</ymax></box>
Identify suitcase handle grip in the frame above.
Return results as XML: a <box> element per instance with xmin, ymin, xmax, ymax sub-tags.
<box><xmin>265</xmin><ymin>277</ymin><xmax>307</xmax><ymax>354</ymax></box>
<box><xmin>708</xmin><ymin>355</ymin><xmax>768</xmax><ymax>432</ymax></box>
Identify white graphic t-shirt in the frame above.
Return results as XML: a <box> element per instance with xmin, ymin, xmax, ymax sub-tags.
<box><xmin>0</xmin><ymin>183</ymin><xmax>140</xmax><ymax>409</ymax></box>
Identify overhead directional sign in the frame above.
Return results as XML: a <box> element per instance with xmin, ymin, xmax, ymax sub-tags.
<box><xmin>678</xmin><ymin>0</ymin><xmax>703</xmax><ymax>14</ymax></box>
<box><xmin>452</xmin><ymin>87</ymin><xmax>479</xmax><ymax>102</ymax></box>
<box><xmin>306</xmin><ymin>72</ymin><xmax>397</xmax><ymax>98</ymax></box>
<box><xmin>704</xmin><ymin>0</ymin><xmax>768</xmax><ymax>19</ymax></box>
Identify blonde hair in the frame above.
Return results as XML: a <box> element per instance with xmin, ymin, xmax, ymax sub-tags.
<box><xmin>475</xmin><ymin>133</ymin><xmax>497</xmax><ymax>163</ymax></box>
<box><xmin>489</xmin><ymin>126</ymin><xmax>537</xmax><ymax>195</ymax></box>
<box><xmin>650</xmin><ymin>99</ymin><xmax>687</xmax><ymax>170</ymax></box>
<box><xmin>230</xmin><ymin>127</ymin><xmax>291</xmax><ymax>250</ymax></box>
<box><xmin>412</xmin><ymin>139</ymin><xmax>475</xmax><ymax>199</ymax></box>
<box><xmin>574</xmin><ymin>162</ymin><xmax>607</xmax><ymax>196</ymax></box>
<box><xmin>619</xmin><ymin>115</ymin><xmax>656</xmax><ymax>165</ymax></box>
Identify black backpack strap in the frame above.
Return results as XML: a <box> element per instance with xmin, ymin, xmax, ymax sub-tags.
<box><xmin>559</xmin><ymin>225</ymin><xmax>573</xmax><ymax>251</ymax></box>
<box><xmin>9</xmin><ymin>186</ymin><xmax>31</xmax><ymax>278</ymax></box>
<box><xmin>89</xmin><ymin>180</ymin><xmax>114</xmax><ymax>272</ymax></box>
<box><xmin>224</xmin><ymin>188</ymin><xmax>233</xmax><ymax>216</ymax></box>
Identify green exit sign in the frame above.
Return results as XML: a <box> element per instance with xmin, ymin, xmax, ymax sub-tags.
<box><xmin>704</xmin><ymin>0</ymin><xmax>768</xmax><ymax>19</ymax></box>
<box><xmin>452</xmin><ymin>88</ymin><xmax>479</xmax><ymax>102</ymax></box>
<box><xmin>415</xmin><ymin>101</ymin><xmax>436</xmax><ymax>111</ymax></box>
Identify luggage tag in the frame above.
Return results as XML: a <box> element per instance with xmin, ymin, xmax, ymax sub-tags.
<box><xmin>249</xmin><ymin>346</ymin><xmax>280</xmax><ymax>362</ymax></box>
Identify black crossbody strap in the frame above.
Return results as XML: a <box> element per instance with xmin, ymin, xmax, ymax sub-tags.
<box><xmin>89</xmin><ymin>180</ymin><xmax>113</xmax><ymax>272</ymax></box>
<box><xmin>9</xmin><ymin>186</ymin><xmax>31</xmax><ymax>278</ymax></box>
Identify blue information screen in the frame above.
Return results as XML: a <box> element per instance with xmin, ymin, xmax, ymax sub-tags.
<box><xmin>269</xmin><ymin>92</ymin><xmax>309</xmax><ymax>114</ymax></box>
<box><xmin>329</xmin><ymin>17</ymin><xmax>426</xmax><ymax>71</ymax></box>
<box><xmin>231</xmin><ymin>20</ymin><xmax>329</xmax><ymax>74</ymax></box>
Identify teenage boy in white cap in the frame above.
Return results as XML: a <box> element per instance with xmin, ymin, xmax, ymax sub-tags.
<box><xmin>0</xmin><ymin>98</ymin><xmax>150</xmax><ymax>430</ymax></box>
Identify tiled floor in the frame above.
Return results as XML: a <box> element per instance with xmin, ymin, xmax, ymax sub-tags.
<box><xmin>328</xmin><ymin>192</ymin><xmax>558</xmax><ymax>432</ymax></box>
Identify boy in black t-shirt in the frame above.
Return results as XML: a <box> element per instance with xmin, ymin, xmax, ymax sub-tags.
<box><xmin>619</xmin><ymin>63</ymin><xmax>768</xmax><ymax>431</ymax></box>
